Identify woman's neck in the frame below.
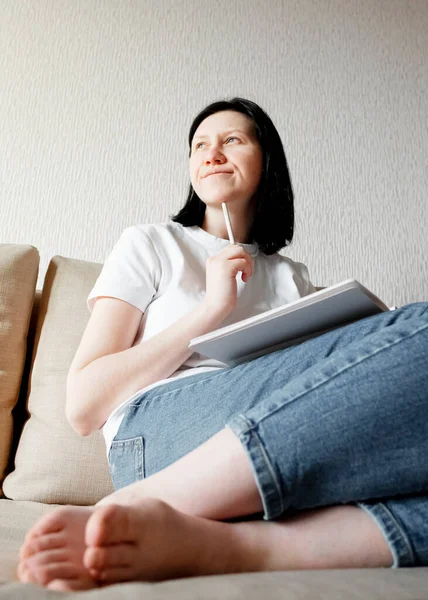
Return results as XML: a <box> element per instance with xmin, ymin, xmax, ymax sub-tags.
<box><xmin>202</xmin><ymin>205</ymin><xmax>254</xmax><ymax>244</ymax></box>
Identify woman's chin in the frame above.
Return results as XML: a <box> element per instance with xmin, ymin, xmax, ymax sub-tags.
<box><xmin>203</xmin><ymin>196</ymin><xmax>236</xmax><ymax>207</ymax></box>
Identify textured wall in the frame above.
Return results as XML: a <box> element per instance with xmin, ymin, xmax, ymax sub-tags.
<box><xmin>1</xmin><ymin>0</ymin><xmax>427</xmax><ymax>307</ymax></box>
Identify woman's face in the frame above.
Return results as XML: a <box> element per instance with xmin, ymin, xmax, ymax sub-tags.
<box><xmin>189</xmin><ymin>110</ymin><xmax>263</xmax><ymax>210</ymax></box>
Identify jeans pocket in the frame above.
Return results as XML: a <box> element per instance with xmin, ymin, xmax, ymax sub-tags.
<box><xmin>108</xmin><ymin>436</ymin><xmax>145</xmax><ymax>490</ymax></box>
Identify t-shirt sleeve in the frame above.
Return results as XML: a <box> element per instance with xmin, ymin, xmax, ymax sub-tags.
<box><xmin>87</xmin><ymin>226</ymin><xmax>160</xmax><ymax>314</ymax></box>
<box><xmin>292</xmin><ymin>260</ymin><xmax>317</xmax><ymax>297</ymax></box>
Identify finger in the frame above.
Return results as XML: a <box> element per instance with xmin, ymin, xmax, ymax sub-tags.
<box><xmin>229</xmin><ymin>246</ymin><xmax>255</xmax><ymax>274</ymax></box>
<box><xmin>213</xmin><ymin>246</ymin><xmax>254</xmax><ymax>276</ymax></box>
<box><xmin>243</xmin><ymin>260</ymin><xmax>253</xmax><ymax>280</ymax></box>
<box><xmin>230</xmin><ymin>258</ymin><xmax>249</xmax><ymax>278</ymax></box>
<box><xmin>219</xmin><ymin>244</ymin><xmax>248</xmax><ymax>258</ymax></box>
<box><xmin>232</xmin><ymin>258</ymin><xmax>253</xmax><ymax>280</ymax></box>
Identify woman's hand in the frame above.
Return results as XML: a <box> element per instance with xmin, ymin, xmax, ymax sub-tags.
<box><xmin>203</xmin><ymin>244</ymin><xmax>254</xmax><ymax>317</ymax></box>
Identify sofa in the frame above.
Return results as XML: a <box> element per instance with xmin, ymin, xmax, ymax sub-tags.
<box><xmin>0</xmin><ymin>242</ymin><xmax>427</xmax><ymax>599</ymax></box>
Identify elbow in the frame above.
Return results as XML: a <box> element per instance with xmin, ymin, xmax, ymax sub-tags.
<box><xmin>66</xmin><ymin>375</ymin><xmax>97</xmax><ymax>437</ymax></box>
<box><xmin>66</xmin><ymin>405</ymin><xmax>95</xmax><ymax>437</ymax></box>
<box><xmin>68</xmin><ymin>418</ymin><xmax>94</xmax><ymax>438</ymax></box>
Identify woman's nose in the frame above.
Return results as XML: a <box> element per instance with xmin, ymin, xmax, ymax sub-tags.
<box><xmin>204</xmin><ymin>150</ymin><xmax>226</xmax><ymax>165</ymax></box>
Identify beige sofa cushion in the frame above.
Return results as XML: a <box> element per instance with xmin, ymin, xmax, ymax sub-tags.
<box><xmin>0</xmin><ymin>244</ymin><xmax>39</xmax><ymax>492</ymax></box>
<box><xmin>3</xmin><ymin>256</ymin><xmax>114</xmax><ymax>505</ymax></box>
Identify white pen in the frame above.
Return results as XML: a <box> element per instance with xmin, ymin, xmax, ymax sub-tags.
<box><xmin>221</xmin><ymin>202</ymin><xmax>235</xmax><ymax>244</ymax></box>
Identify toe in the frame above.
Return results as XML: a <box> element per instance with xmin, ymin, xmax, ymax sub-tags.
<box><xmin>23</xmin><ymin>532</ymin><xmax>66</xmax><ymax>558</ymax></box>
<box><xmin>19</xmin><ymin>541</ymin><xmax>37</xmax><ymax>562</ymax></box>
<box><xmin>16</xmin><ymin>560</ymin><xmax>24</xmax><ymax>581</ymax></box>
<box><xmin>25</xmin><ymin>546</ymin><xmax>86</xmax><ymax>587</ymax></box>
<box><xmin>24</xmin><ymin>508</ymin><xmax>68</xmax><ymax>540</ymax></box>
<box><xmin>46</xmin><ymin>579</ymin><xmax>78</xmax><ymax>592</ymax></box>
<box><xmin>93</xmin><ymin>565</ymin><xmax>136</xmax><ymax>584</ymax></box>
<box><xmin>85</xmin><ymin>499</ymin><xmax>168</xmax><ymax>547</ymax></box>
<box><xmin>26</xmin><ymin>549</ymin><xmax>70</xmax><ymax>569</ymax></box>
<box><xmin>26</xmin><ymin>559</ymin><xmax>83</xmax><ymax>587</ymax></box>
<box><xmin>17</xmin><ymin>561</ymin><xmax>36</xmax><ymax>584</ymax></box>
<box><xmin>84</xmin><ymin>543</ymin><xmax>134</xmax><ymax>572</ymax></box>
<box><xmin>85</xmin><ymin>504</ymin><xmax>130</xmax><ymax>546</ymax></box>
<box><xmin>47</xmin><ymin>577</ymin><xmax>98</xmax><ymax>592</ymax></box>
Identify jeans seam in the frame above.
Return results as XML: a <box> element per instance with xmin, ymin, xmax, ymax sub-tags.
<box><xmin>227</xmin><ymin>414</ymin><xmax>284</xmax><ymax>520</ymax></box>
<box><xmin>357</xmin><ymin>501</ymin><xmax>416</xmax><ymax>568</ymax></box>
<box><xmin>110</xmin><ymin>436</ymin><xmax>142</xmax><ymax>446</ymax></box>
<box><xmin>108</xmin><ymin>436</ymin><xmax>144</xmax><ymax>488</ymax></box>
<box><xmin>253</xmin><ymin>321</ymin><xmax>428</xmax><ymax>428</ymax></box>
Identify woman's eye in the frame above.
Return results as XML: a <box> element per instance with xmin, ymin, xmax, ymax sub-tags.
<box><xmin>195</xmin><ymin>137</ymin><xmax>238</xmax><ymax>150</ymax></box>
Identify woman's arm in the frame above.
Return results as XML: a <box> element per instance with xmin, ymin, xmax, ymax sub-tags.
<box><xmin>66</xmin><ymin>297</ymin><xmax>229</xmax><ymax>437</ymax></box>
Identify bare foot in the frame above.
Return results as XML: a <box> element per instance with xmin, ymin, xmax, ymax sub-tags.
<box><xmin>84</xmin><ymin>499</ymin><xmax>269</xmax><ymax>585</ymax></box>
<box><xmin>18</xmin><ymin>506</ymin><xmax>98</xmax><ymax>591</ymax></box>
<box><xmin>18</xmin><ymin>498</ymin><xmax>277</xmax><ymax>590</ymax></box>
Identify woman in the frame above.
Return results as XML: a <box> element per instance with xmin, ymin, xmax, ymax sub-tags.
<box><xmin>18</xmin><ymin>98</ymin><xmax>428</xmax><ymax>591</ymax></box>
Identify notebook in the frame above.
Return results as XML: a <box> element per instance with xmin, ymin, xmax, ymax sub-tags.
<box><xmin>188</xmin><ymin>279</ymin><xmax>392</xmax><ymax>366</ymax></box>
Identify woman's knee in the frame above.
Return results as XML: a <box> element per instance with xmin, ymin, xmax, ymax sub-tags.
<box><xmin>395</xmin><ymin>301</ymin><xmax>428</xmax><ymax>321</ymax></box>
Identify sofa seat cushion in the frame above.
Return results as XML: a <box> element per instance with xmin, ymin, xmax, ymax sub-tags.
<box><xmin>0</xmin><ymin>499</ymin><xmax>59</xmax><ymax>582</ymax></box>
<box><xmin>1</xmin><ymin>560</ymin><xmax>428</xmax><ymax>599</ymax></box>
<box><xmin>0</xmin><ymin>244</ymin><xmax>39</xmax><ymax>492</ymax></box>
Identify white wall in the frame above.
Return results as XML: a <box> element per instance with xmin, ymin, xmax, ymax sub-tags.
<box><xmin>1</xmin><ymin>0</ymin><xmax>427</xmax><ymax>307</ymax></box>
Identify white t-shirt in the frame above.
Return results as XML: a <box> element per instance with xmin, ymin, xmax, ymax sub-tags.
<box><xmin>87</xmin><ymin>220</ymin><xmax>316</xmax><ymax>455</ymax></box>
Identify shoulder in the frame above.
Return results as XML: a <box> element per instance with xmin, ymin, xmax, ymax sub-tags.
<box><xmin>125</xmin><ymin>221</ymin><xmax>184</xmax><ymax>243</ymax></box>
<box><xmin>277</xmin><ymin>252</ymin><xmax>312</xmax><ymax>279</ymax></box>
<box><xmin>262</xmin><ymin>252</ymin><xmax>316</xmax><ymax>295</ymax></box>
<box><xmin>116</xmin><ymin>221</ymin><xmax>183</xmax><ymax>249</ymax></box>
<box><xmin>113</xmin><ymin>222</ymin><xmax>188</xmax><ymax>271</ymax></box>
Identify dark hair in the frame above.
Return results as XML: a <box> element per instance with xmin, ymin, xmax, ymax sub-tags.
<box><xmin>170</xmin><ymin>97</ymin><xmax>294</xmax><ymax>255</ymax></box>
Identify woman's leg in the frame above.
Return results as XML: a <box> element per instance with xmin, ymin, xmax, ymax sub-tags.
<box><xmin>226</xmin><ymin>301</ymin><xmax>428</xmax><ymax>520</ymax></box>
<box><xmin>19</xmin><ymin>302</ymin><xmax>428</xmax><ymax>587</ymax></box>
<box><xmin>21</xmin><ymin>486</ymin><xmax>428</xmax><ymax>589</ymax></box>
<box><xmin>108</xmin><ymin>302</ymin><xmax>428</xmax><ymax>520</ymax></box>
<box><xmin>24</xmin><ymin>490</ymin><xmax>428</xmax><ymax>585</ymax></box>
<box><xmin>19</xmin><ymin>498</ymin><xmax>394</xmax><ymax>591</ymax></box>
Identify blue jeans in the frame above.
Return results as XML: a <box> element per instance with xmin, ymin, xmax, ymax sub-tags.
<box><xmin>109</xmin><ymin>302</ymin><xmax>428</xmax><ymax>567</ymax></box>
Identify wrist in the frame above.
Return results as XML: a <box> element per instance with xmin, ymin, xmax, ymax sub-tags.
<box><xmin>198</xmin><ymin>299</ymin><xmax>231</xmax><ymax>327</ymax></box>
